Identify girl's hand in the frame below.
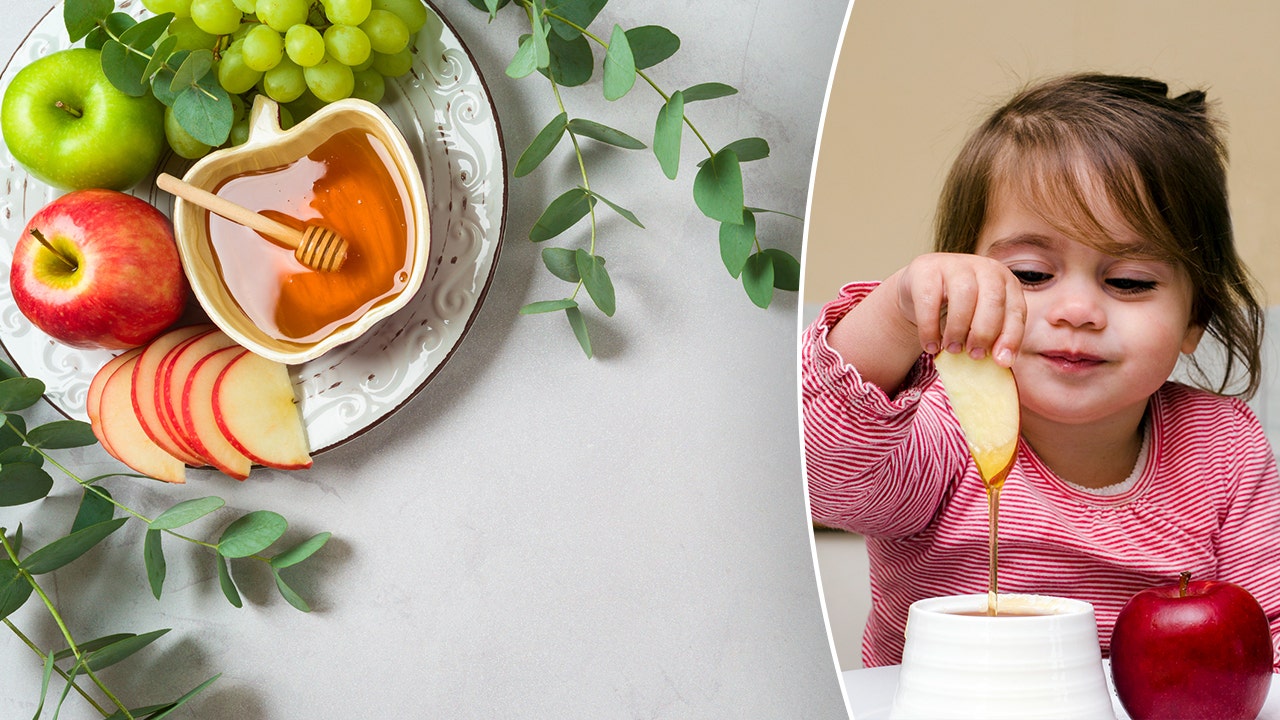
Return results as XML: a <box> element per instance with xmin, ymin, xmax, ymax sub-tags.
<box><xmin>894</xmin><ymin>253</ymin><xmax>1026</xmax><ymax>367</ymax></box>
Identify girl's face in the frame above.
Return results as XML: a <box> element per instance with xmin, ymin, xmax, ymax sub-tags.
<box><xmin>975</xmin><ymin>185</ymin><xmax>1203</xmax><ymax>429</ymax></box>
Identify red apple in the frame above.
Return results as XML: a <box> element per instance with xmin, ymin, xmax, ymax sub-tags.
<box><xmin>1110</xmin><ymin>572</ymin><xmax>1273</xmax><ymax>720</ymax></box>
<box><xmin>10</xmin><ymin>189</ymin><xmax>189</xmax><ymax>350</ymax></box>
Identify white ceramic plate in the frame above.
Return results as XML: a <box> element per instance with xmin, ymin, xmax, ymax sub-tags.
<box><xmin>0</xmin><ymin>1</ymin><xmax>506</xmax><ymax>454</ymax></box>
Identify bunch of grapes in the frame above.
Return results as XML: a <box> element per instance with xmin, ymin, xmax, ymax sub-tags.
<box><xmin>139</xmin><ymin>0</ymin><xmax>427</xmax><ymax>158</ymax></box>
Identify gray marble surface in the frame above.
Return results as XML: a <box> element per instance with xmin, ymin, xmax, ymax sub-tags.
<box><xmin>0</xmin><ymin>1</ymin><xmax>852</xmax><ymax>717</ymax></box>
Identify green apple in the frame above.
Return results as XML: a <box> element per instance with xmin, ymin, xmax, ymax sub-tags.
<box><xmin>1</xmin><ymin>48</ymin><xmax>166</xmax><ymax>191</ymax></box>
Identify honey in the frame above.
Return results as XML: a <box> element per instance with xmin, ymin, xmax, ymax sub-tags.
<box><xmin>205</xmin><ymin>127</ymin><xmax>414</xmax><ymax>344</ymax></box>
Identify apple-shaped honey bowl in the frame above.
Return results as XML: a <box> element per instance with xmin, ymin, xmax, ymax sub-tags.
<box><xmin>888</xmin><ymin>594</ymin><xmax>1117</xmax><ymax>720</ymax></box>
<box><xmin>170</xmin><ymin>95</ymin><xmax>430</xmax><ymax>365</ymax></box>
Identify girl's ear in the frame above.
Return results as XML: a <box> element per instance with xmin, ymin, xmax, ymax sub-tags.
<box><xmin>1180</xmin><ymin>323</ymin><xmax>1206</xmax><ymax>355</ymax></box>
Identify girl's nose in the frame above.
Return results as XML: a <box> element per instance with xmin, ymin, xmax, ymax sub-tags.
<box><xmin>1044</xmin><ymin>281</ymin><xmax>1107</xmax><ymax>329</ymax></box>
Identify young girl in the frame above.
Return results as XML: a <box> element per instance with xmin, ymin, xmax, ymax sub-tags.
<box><xmin>802</xmin><ymin>73</ymin><xmax>1280</xmax><ymax>669</ymax></box>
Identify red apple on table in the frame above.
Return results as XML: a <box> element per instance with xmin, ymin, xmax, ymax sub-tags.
<box><xmin>1110</xmin><ymin>572</ymin><xmax>1273</xmax><ymax>720</ymax></box>
<box><xmin>10</xmin><ymin>189</ymin><xmax>189</xmax><ymax>350</ymax></box>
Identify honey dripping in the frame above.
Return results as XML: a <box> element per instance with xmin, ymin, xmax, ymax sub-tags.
<box><xmin>206</xmin><ymin>128</ymin><xmax>414</xmax><ymax>344</ymax></box>
<box><xmin>985</xmin><ymin>468</ymin><xmax>1010</xmax><ymax>616</ymax></box>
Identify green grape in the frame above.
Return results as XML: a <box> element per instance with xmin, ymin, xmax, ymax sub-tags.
<box><xmin>165</xmin><ymin>105</ymin><xmax>212</xmax><ymax>159</ymax></box>
<box><xmin>351</xmin><ymin>54</ymin><xmax>375</xmax><ymax>72</ymax></box>
<box><xmin>360</xmin><ymin>9</ymin><xmax>409</xmax><ymax>54</ymax></box>
<box><xmin>218</xmin><ymin>41</ymin><xmax>264</xmax><ymax>94</ymax></box>
<box><xmin>143</xmin><ymin>0</ymin><xmax>194</xmax><ymax>18</ymax></box>
<box><xmin>372</xmin><ymin>0</ymin><xmax>427</xmax><ymax>34</ymax></box>
<box><xmin>323</xmin><ymin>24</ymin><xmax>371</xmax><ymax>67</ymax></box>
<box><xmin>256</xmin><ymin>0</ymin><xmax>309</xmax><ymax>32</ymax></box>
<box><xmin>284</xmin><ymin>91</ymin><xmax>327</xmax><ymax>123</ymax></box>
<box><xmin>370</xmin><ymin>48</ymin><xmax>412</xmax><ymax>78</ymax></box>
<box><xmin>277</xmin><ymin>103</ymin><xmax>296</xmax><ymax>129</ymax></box>
<box><xmin>190</xmin><ymin>0</ymin><xmax>243</xmax><ymax>35</ymax></box>
<box><xmin>285</xmin><ymin>24</ymin><xmax>326</xmax><ymax>67</ymax></box>
<box><xmin>228</xmin><ymin>116</ymin><xmax>251</xmax><ymax>146</ymax></box>
<box><xmin>351</xmin><ymin>68</ymin><xmax>385</xmax><ymax>104</ymax></box>
<box><xmin>263</xmin><ymin>58</ymin><xmax>307</xmax><ymax>103</ymax></box>
<box><xmin>231</xmin><ymin>0</ymin><xmax>257</xmax><ymax>12</ymax></box>
<box><xmin>322</xmin><ymin>0</ymin><xmax>372</xmax><ymax>26</ymax></box>
<box><xmin>230</xmin><ymin>92</ymin><xmax>248</xmax><ymax>121</ymax></box>
<box><xmin>242</xmin><ymin>24</ymin><xmax>285</xmax><ymax>72</ymax></box>
<box><xmin>162</xmin><ymin>17</ymin><xmax>218</xmax><ymax>51</ymax></box>
<box><xmin>304</xmin><ymin>57</ymin><xmax>355</xmax><ymax>102</ymax></box>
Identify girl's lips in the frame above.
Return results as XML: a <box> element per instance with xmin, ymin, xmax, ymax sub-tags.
<box><xmin>1039</xmin><ymin>350</ymin><xmax>1106</xmax><ymax>371</ymax></box>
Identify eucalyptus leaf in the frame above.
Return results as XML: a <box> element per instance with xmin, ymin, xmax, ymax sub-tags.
<box><xmin>217</xmin><ymin>510</ymin><xmax>287</xmax><ymax>558</ymax></box>
<box><xmin>151</xmin><ymin>49</ymin><xmax>190</xmax><ymax>107</ymax></box>
<box><xmin>575</xmin><ymin>250</ymin><xmax>616</xmax><ymax>317</ymax></box>
<box><xmin>0</xmin><ymin>413</ymin><xmax>27</xmax><ymax>452</ymax></box>
<box><xmin>530</xmin><ymin>188</ymin><xmax>595</xmax><ymax>242</ymax></box>
<box><xmin>0</xmin><ymin>446</ymin><xmax>43</xmax><ymax>468</ymax></box>
<box><xmin>101</xmin><ymin>38</ymin><xmax>150</xmax><ymax>98</ymax></box>
<box><xmin>506</xmin><ymin>33</ymin><xmax>539</xmax><ymax>78</ymax></box>
<box><xmin>173</xmin><ymin>75</ymin><xmax>233</xmax><ymax>146</ymax></box>
<box><xmin>567</xmin><ymin>118</ymin><xmax>645</xmax><ymax>150</ymax></box>
<box><xmin>514</xmin><ymin>111</ymin><xmax>568</xmax><ymax>178</ymax></box>
<box><xmin>0</xmin><ymin>557</ymin><xmax>32</xmax><ymax>621</ymax></box>
<box><xmin>546</xmin><ymin>0</ymin><xmax>605</xmax><ymax>40</ymax></box>
<box><xmin>150</xmin><ymin>496</ymin><xmax>224</xmax><ymax>531</ymax></box>
<box><xmin>113</xmin><ymin>673</ymin><xmax>220</xmax><ymax>720</ymax></box>
<box><xmin>530</xmin><ymin>1</ymin><xmax>551</xmax><ymax>69</ymax></box>
<box><xmin>541</xmin><ymin>31</ymin><xmax>593</xmax><ymax>87</ymax></box>
<box><xmin>35</xmin><ymin>650</ymin><xmax>55</xmax><ymax>719</ymax></box>
<box><xmin>521</xmin><ymin>298</ymin><xmax>579</xmax><ymax>315</ymax></box>
<box><xmin>120</xmin><ymin>11</ymin><xmax>171</xmax><ymax>49</ymax></box>
<box><xmin>741</xmin><ymin>251</ymin><xmax>776</xmax><ymax>308</ymax></box>
<box><xmin>79</xmin><ymin>628</ymin><xmax>171</xmax><ymax>672</ymax></box>
<box><xmin>272</xmin><ymin>569</ymin><xmax>311</xmax><ymax>612</ymax></box>
<box><xmin>0</xmin><ymin>463</ymin><xmax>54</xmax><ymax>507</ymax></box>
<box><xmin>144</xmin><ymin>34</ymin><xmax>179</xmax><ymax>82</ymax></box>
<box><xmin>602</xmin><ymin>24</ymin><xmax>636</xmax><ymax>101</ymax></box>
<box><xmin>541</xmin><ymin>246</ymin><xmax>581</xmax><ymax>282</ymax></box>
<box><xmin>11</xmin><ymin>525</ymin><xmax>21</xmax><ymax>555</ymax></box>
<box><xmin>269</xmin><ymin>531</ymin><xmax>331</xmax><ymax>569</ymax></box>
<box><xmin>626</xmin><ymin>25</ymin><xmax>680</xmax><ymax>69</ymax></box>
<box><xmin>26</xmin><ymin>419</ymin><xmax>97</xmax><ymax>450</ymax></box>
<box><xmin>168</xmin><ymin>48</ymin><xmax>211</xmax><ymax>93</ymax></box>
<box><xmin>653</xmin><ymin>90</ymin><xmax>684</xmax><ymax>180</ymax></box>
<box><xmin>586</xmin><ymin>190</ymin><xmax>644</xmax><ymax>228</ymax></box>
<box><xmin>0</xmin><ymin>361</ymin><xmax>19</xmax><ymax>382</ymax></box>
<box><xmin>719</xmin><ymin>210</ymin><xmax>757</xmax><ymax>278</ymax></box>
<box><xmin>71</xmin><ymin>487</ymin><xmax>114</xmax><ymax>534</ymax></box>
<box><xmin>217</xmin><ymin>555</ymin><xmax>242</xmax><ymax>607</ymax></box>
<box><xmin>64</xmin><ymin>0</ymin><xmax>114</xmax><ymax>43</ymax></box>
<box><xmin>682</xmin><ymin>81</ymin><xmax>737</xmax><ymax>103</ymax></box>
<box><xmin>85</xmin><ymin>24</ymin><xmax>109</xmax><ymax>51</ymax></box>
<box><xmin>565</xmin><ymin>306</ymin><xmax>593</xmax><ymax>358</ymax></box>
<box><xmin>52</xmin><ymin>632</ymin><xmax>133</xmax><ymax>661</ymax></box>
<box><xmin>765</xmin><ymin>248</ymin><xmax>801</xmax><ymax>291</ymax></box>
<box><xmin>0</xmin><ymin>377</ymin><xmax>45</xmax><ymax>413</ymax></box>
<box><xmin>21</xmin><ymin>517</ymin><xmax>128</xmax><ymax>575</ymax></box>
<box><xmin>144</xmin><ymin>528</ymin><xmax>166</xmax><ymax>599</ymax></box>
<box><xmin>693</xmin><ymin>148</ymin><xmax>744</xmax><ymax>224</ymax></box>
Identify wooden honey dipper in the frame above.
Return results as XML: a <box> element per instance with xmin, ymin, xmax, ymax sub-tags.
<box><xmin>157</xmin><ymin>172</ymin><xmax>349</xmax><ymax>272</ymax></box>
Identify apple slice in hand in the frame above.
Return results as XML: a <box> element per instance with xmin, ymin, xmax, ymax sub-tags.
<box><xmin>213</xmin><ymin>352</ymin><xmax>312</xmax><ymax>471</ymax></box>
<box><xmin>933</xmin><ymin>351</ymin><xmax>1020</xmax><ymax>486</ymax></box>
<box><xmin>97</xmin><ymin>354</ymin><xmax>184</xmax><ymax>484</ymax></box>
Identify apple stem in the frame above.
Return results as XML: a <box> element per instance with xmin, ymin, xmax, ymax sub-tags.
<box><xmin>54</xmin><ymin>100</ymin><xmax>83</xmax><ymax>118</ymax></box>
<box><xmin>28</xmin><ymin>229</ymin><xmax>77</xmax><ymax>272</ymax></box>
<box><xmin>1179</xmin><ymin>571</ymin><xmax>1191</xmax><ymax>598</ymax></box>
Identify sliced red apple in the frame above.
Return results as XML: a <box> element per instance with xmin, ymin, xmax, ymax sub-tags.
<box><xmin>97</xmin><ymin>355</ymin><xmax>185</xmax><ymax>484</ymax></box>
<box><xmin>163</xmin><ymin>329</ymin><xmax>239</xmax><ymax>459</ymax></box>
<box><xmin>933</xmin><ymin>350</ymin><xmax>1020</xmax><ymax>487</ymax></box>
<box><xmin>213</xmin><ymin>351</ymin><xmax>312</xmax><ymax>471</ymax></box>
<box><xmin>131</xmin><ymin>325</ymin><xmax>213</xmax><ymax>467</ymax></box>
<box><xmin>182</xmin><ymin>346</ymin><xmax>253</xmax><ymax>480</ymax></box>
<box><xmin>87</xmin><ymin>348</ymin><xmax>144</xmax><ymax>454</ymax></box>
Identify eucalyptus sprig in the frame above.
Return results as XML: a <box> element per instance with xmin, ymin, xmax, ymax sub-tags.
<box><xmin>0</xmin><ymin>362</ymin><xmax>331</xmax><ymax>716</ymax></box>
<box><xmin>470</xmin><ymin>0</ymin><xmax>801</xmax><ymax>357</ymax></box>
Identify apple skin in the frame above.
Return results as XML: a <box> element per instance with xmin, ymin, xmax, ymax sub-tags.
<box><xmin>1</xmin><ymin>47</ymin><xmax>165</xmax><ymax>190</ymax></box>
<box><xmin>10</xmin><ymin>189</ymin><xmax>189</xmax><ymax>350</ymax></box>
<box><xmin>1110</xmin><ymin>573</ymin><xmax>1273</xmax><ymax>720</ymax></box>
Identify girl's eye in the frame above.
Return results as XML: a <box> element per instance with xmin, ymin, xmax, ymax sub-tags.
<box><xmin>1011</xmin><ymin>270</ymin><xmax>1051</xmax><ymax>286</ymax></box>
<box><xmin>1107</xmin><ymin>278</ymin><xmax>1158</xmax><ymax>294</ymax></box>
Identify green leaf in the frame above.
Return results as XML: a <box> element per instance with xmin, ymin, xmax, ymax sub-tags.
<box><xmin>150</xmin><ymin>496</ymin><xmax>224</xmax><ymax>530</ymax></box>
<box><xmin>542</xmin><ymin>31</ymin><xmax>593</xmax><ymax>87</ymax></box>
<box><xmin>144</xmin><ymin>529</ymin><xmax>166</xmax><ymax>599</ymax></box>
<box><xmin>564</xmin><ymin>306</ymin><xmax>592</xmax><ymax>358</ymax></box>
<box><xmin>719</xmin><ymin>137</ymin><xmax>769</xmax><ymax>163</ymax></box>
<box><xmin>546</xmin><ymin>0</ymin><xmax>606</xmax><ymax>40</ymax></box>
<box><xmin>765</xmin><ymin>248</ymin><xmax>801</xmax><ymax>291</ymax></box>
<box><xmin>602</xmin><ymin>24</ymin><xmax>636</xmax><ymax>101</ymax></box>
<box><xmin>653</xmin><ymin>90</ymin><xmax>684</xmax><ymax>180</ymax></box>
<box><xmin>120</xmin><ymin>11</ymin><xmax>172</xmax><ymax>49</ymax></box>
<box><xmin>26</xmin><ymin>419</ymin><xmax>97</xmax><ymax>450</ymax></box>
<box><xmin>217</xmin><ymin>510</ymin><xmax>287</xmax><ymax>558</ymax></box>
<box><xmin>80</xmin><ymin>629</ymin><xmax>170</xmax><ymax>672</ymax></box>
<box><xmin>144</xmin><ymin>34</ymin><xmax>179</xmax><ymax>82</ymax></box>
<box><xmin>514</xmin><ymin>112</ymin><xmax>568</xmax><ymax>178</ymax></box>
<box><xmin>567</xmin><ymin>118</ymin><xmax>645</xmax><ymax>150</ymax></box>
<box><xmin>173</xmin><ymin>74</ymin><xmax>233</xmax><ymax>146</ymax></box>
<box><xmin>530</xmin><ymin>188</ymin><xmax>595</xmax><ymax>242</ymax></box>
<box><xmin>626</xmin><ymin>25</ymin><xmax>680</xmax><ymax>69</ymax></box>
<box><xmin>720</xmin><ymin>210</ymin><xmax>757</xmax><ymax>278</ymax></box>
<box><xmin>0</xmin><ymin>446</ymin><xmax>42</xmax><ymax>468</ymax></box>
<box><xmin>0</xmin><ymin>463</ymin><xmax>54</xmax><ymax>507</ymax></box>
<box><xmin>269</xmin><ymin>531</ymin><xmax>331</xmax><ymax>569</ymax></box>
<box><xmin>0</xmin><ymin>414</ymin><xmax>27</xmax><ymax>453</ymax></box>
<box><xmin>0</xmin><ymin>557</ymin><xmax>32</xmax><ymax>621</ymax></box>
<box><xmin>506</xmin><ymin>33</ymin><xmax>539</xmax><ymax>78</ymax></box>
<box><xmin>0</xmin><ymin>377</ymin><xmax>45</xmax><ymax>413</ymax></box>
<box><xmin>101</xmin><ymin>38</ymin><xmax>150</xmax><ymax>98</ymax></box>
<box><xmin>742</xmin><ymin>252</ymin><xmax>776</xmax><ymax>308</ymax></box>
<box><xmin>35</xmin><ymin>650</ymin><xmax>55</xmax><ymax>719</ymax></box>
<box><xmin>64</xmin><ymin>0</ymin><xmax>113</xmax><ymax>43</ymax></box>
<box><xmin>71</xmin><ymin>487</ymin><xmax>114</xmax><ymax>534</ymax></box>
<box><xmin>541</xmin><ymin>247</ymin><xmax>581</xmax><ymax>282</ymax></box>
<box><xmin>169</xmin><ymin>48</ymin><xmax>212</xmax><ymax>94</ymax></box>
<box><xmin>216</xmin><ymin>555</ymin><xmax>242</xmax><ymax>607</ymax></box>
<box><xmin>272</xmin><ymin>569</ymin><xmax>311</xmax><ymax>612</ymax></box>
<box><xmin>586</xmin><ymin>190</ymin><xmax>644</xmax><ymax>228</ymax></box>
<box><xmin>521</xmin><ymin>298</ymin><xmax>579</xmax><ymax>315</ymax></box>
<box><xmin>682</xmin><ymin>81</ymin><xmax>738</xmax><ymax>103</ymax></box>
<box><xmin>103</xmin><ymin>674</ymin><xmax>221</xmax><ymax>720</ymax></box>
<box><xmin>693</xmin><ymin>148</ymin><xmax>745</xmax><ymax>224</ymax></box>
<box><xmin>530</xmin><ymin>1</ymin><xmax>551</xmax><ymax>69</ymax></box>
<box><xmin>0</xmin><ymin>362</ymin><xmax>18</xmax><ymax>382</ymax></box>
<box><xmin>52</xmin><ymin>632</ymin><xmax>133</xmax><ymax>661</ymax></box>
<box><xmin>575</xmin><ymin>250</ymin><xmax>616</xmax><ymax>317</ymax></box>
<box><xmin>151</xmin><ymin>49</ymin><xmax>190</xmax><ymax>107</ymax></box>
<box><xmin>21</xmin><ymin>517</ymin><xmax>128</xmax><ymax>575</ymax></box>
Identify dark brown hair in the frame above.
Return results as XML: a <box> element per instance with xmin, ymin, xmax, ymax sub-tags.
<box><xmin>935</xmin><ymin>73</ymin><xmax>1264</xmax><ymax>398</ymax></box>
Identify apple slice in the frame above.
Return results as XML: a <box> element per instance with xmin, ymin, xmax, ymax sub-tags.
<box><xmin>182</xmin><ymin>346</ymin><xmax>253</xmax><ymax>481</ymax></box>
<box><xmin>163</xmin><ymin>329</ymin><xmax>239</xmax><ymax>459</ymax></box>
<box><xmin>213</xmin><ymin>352</ymin><xmax>312</xmax><ymax>471</ymax></box>
<box><xmin>933</xmin><ymin>351</ymin><xmax>1020</xmax><ymax>486</ymax></box>
<box><xmin>97</xmin><ymin>354</ymin><xmax>185</xmax><ymax>484</ymax></box>
<box><xmin>132</xmin><ymin>325</ymin><xmax>213</xmax><ymax>467</ymax></box>
<box><xmin>87</xmin><ymin>348</ymin><xmax>143</xmax><ymax>454</ymax></box>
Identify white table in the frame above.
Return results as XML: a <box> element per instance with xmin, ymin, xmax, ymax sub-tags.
<box><xmin>0</xmin><ymin>1</ymin><xmax>852</xmax><ymax>717</ymax></box>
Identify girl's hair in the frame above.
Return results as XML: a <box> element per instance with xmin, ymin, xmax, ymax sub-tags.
<box><xmin>934</xmin><ymin>72</ymin><xmax>1265</xmax><ymax>398</ymax></box>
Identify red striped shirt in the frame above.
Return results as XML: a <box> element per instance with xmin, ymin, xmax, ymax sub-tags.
<box><xmin>803</xmin><ymin>282</ymin><xmax>1280</xmax><ymax>668</ymax></box>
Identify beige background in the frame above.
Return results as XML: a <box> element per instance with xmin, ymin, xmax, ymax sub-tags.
<box><xmin>805</xmin><ymin>0</ymin><xmax>1280</xmax><ymax>674</ymax></box>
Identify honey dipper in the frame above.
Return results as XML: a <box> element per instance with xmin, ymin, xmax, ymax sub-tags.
<box><xmin>157</xmin><ymin>172</ymin><xmax>349</xmax><ymax>272</ymax></box>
